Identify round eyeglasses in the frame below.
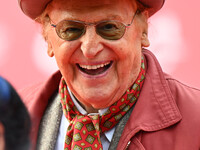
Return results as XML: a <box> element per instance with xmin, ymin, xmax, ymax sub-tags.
<box><xmin>50</xmin><ymin>10</ymin><xmax>138</xmax><ymax>41</ymax></box>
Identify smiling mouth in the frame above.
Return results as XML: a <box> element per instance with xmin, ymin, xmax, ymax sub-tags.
<box><xmin>77</xmin><ymin>61</ymin><xmax>113</xmax><ymax>75</ymax></box>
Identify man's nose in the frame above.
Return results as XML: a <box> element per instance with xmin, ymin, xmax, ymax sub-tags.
<box><xmin>80</xmin><ymin>26</ymin><xmax>103</xmax><ymax>59</ymax></box>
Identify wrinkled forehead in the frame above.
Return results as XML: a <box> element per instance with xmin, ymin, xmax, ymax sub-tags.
<box><xmin>52</xmin><ymin>0</ymin><xmax>114</xmax><ymax>7</ymax></box>
<box><xmin>47</xmin><ymin>0</ymin><xmax>135</xmax><ymax>13</ymax></box>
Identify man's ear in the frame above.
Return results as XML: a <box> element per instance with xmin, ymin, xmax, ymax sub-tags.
<box><xmin>141</xmin><ymin>32</ymin><xmax>150</xmax><ymax>47</ymax></box>
<box><xmin>140</xmin><ymin>10</ymin><xmax>150</xmax><ymax>47</ymax></box>
<box><xmin>47</xmin><ymin>42</ymin><xmax>54</xmax><ymax>57</ymax></box>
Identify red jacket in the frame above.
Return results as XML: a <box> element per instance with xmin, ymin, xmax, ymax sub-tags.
<box><xmin>20</xmin><ymin>49</ymin><xmax>200</xmax><ymax>150</ymax></box>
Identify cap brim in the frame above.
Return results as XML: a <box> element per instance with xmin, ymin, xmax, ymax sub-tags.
<box><xmin>139</xmin><ymin>0</ymin><xmax>165</xmax><ymax>16</ymax></box>
<box><xmin>18</xmin><ymin>0</ymin><xmax>165</xmax><ymax>19</ymax></box>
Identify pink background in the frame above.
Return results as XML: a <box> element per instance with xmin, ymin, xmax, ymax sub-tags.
<box><xmin>0</xmin><ymin>0</ymin><xmax>200</xmax><ymax>90</ymax></box>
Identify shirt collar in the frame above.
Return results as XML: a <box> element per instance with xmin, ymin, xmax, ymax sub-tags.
<box><xmin>67</xmin><ymin>86</ymin><xmax>109</xmax><ymax>116</ymax></box>
<box><xmin>67</xmin><ymin>87</ymin><xmax>115</xmax><ymax>142</ymax></box>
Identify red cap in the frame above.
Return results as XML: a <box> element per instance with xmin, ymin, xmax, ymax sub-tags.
<box><xmin>18</xmin><ymin>0</ymin><xmax>165</xmax><ymax>19</ymax></box>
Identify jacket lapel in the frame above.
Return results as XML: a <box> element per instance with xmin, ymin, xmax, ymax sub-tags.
<box><xmin>116</xmin><ymin>50</ymin><xmax>182</xmax><ymax>149</ymax></box>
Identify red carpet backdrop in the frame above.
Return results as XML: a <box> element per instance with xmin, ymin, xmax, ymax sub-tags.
<box><xmin>0</xmin><ymin>0</ymin><xmax>200</xmax><ymax>89</ymax></box>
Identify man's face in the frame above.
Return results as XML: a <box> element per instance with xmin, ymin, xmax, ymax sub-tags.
<box><xmin>46</xmin><ymin>0</ymin><xmax>148</xmax><ymax>110</ymax></box>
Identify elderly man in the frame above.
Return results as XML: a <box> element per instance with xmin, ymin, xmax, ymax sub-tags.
<box><xmin>18</xmin><ymin>0</ymin><xmax>200</xmax><ymax>149</ymax></box>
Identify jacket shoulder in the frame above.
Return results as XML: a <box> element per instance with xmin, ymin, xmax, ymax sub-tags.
<box><xmin>18</xmin><ymin>71</ymin><xmax>62</xmax><ymax>109</ymax></box>
<box><xmin>164</xmin><ymin>73</ymin><xmax>200</xmax><ymax>117</ymax></box>
<box><xmin>165</xmin><ymin>73</ymin><xmax>200</xmax><ymax>96</ymax></box>
<box><xmin>19</xmin><ymin>82</ymin><xmax>44</xmax><ymax>106</ymax></box>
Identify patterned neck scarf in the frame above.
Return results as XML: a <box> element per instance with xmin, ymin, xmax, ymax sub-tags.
<box><xmin>59</xmin><ymin>56</ymin><xmax>146</xmax><ymax>150</ymax></box>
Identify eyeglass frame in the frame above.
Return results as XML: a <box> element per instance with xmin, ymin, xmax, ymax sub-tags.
<box><xmin>50</xmin><ymin>9</ymin><xmax>139</xmax><ymax>41</ymax></box>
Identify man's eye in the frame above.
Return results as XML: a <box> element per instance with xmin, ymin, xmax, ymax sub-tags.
<box><xmin>102</xmin><ymin>24</ymin><xmax>118</xmax><ymax>30</ymax></box>
<box><xmin>66</xmin><ymin>27</ymin><xmax>82</xmax><ymax>33</ymax></box>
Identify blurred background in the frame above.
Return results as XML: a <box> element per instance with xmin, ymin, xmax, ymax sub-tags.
<box><xmin>0</xmin><ymin>0</ymin><xmax>200</xmax><ymax>90</ymax></box>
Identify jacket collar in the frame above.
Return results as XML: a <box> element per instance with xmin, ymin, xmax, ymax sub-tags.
<box><xmin>117</xmin><ymin>49</ymin><xmax>182</xmax><ymax>149</ymax></box>
<box><xmin>20</xmin><ymin>71</ymin><xmax>62</xmax><ymax>149</ymax></box>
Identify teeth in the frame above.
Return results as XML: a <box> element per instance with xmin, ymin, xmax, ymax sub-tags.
<box><xmin>79</xmin><ymin>62</ymin><xmax>110</xmax><ymax>70</ymax></box>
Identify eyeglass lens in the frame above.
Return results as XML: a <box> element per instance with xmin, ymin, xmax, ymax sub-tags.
<box><xmin>55</xmin><ymin>20</ymin><xmax>127</xmax><ymax>41</ymax></box>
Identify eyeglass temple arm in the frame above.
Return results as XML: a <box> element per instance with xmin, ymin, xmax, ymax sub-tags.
<box><xmin>51</xmin><ymin>24</ymin><xmax>56</xmax><ymax>27</ymax></box>
<box><xmin>126</xmin><ymin>9</ymin><xmax>139</xmax><ymax>27</ymax></box>
<box><xmin>49</xmin><ymin>17</ymin><xmax>57</xmax><ymax>27</ymax></box>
